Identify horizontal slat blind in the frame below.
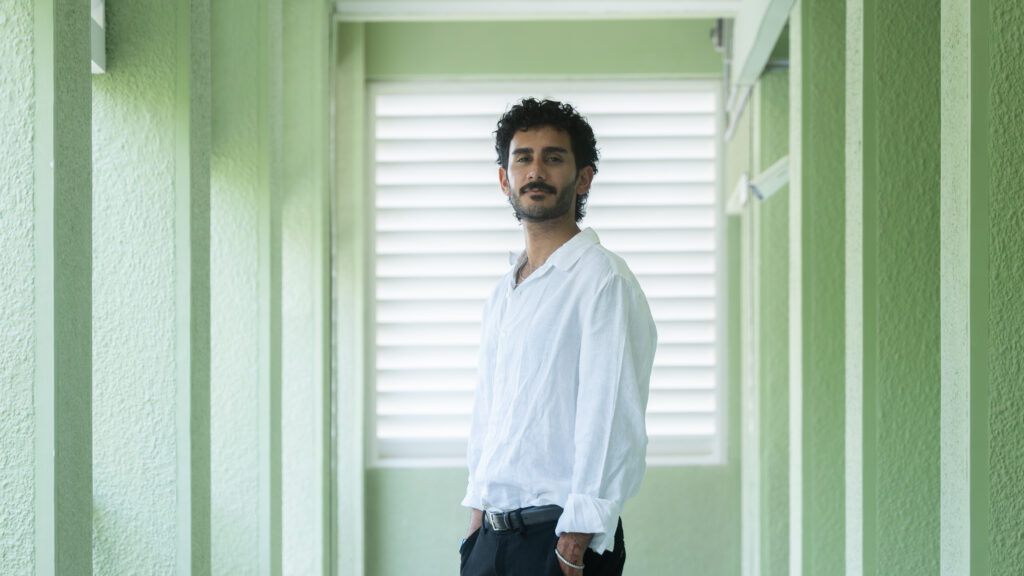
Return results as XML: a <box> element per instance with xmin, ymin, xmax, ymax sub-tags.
<box><xmin>371</xmin><ymin>82</ymin><xmax>721</xmax><ymax>467</ymax></box>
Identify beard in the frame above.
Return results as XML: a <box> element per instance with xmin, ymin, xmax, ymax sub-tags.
<box><xmin>508</xmin><ymin>179</ymin><xmax>576</xmax><ymax>223</ymax></box>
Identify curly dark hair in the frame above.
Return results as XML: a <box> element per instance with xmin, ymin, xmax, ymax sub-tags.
<box><xmin>494</xmin><ymin>98</ymin><xmax>599</xmax><ymax>222</ymax></box>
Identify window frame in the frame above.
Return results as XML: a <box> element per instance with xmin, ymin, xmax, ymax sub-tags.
<box><xmin>363</xmin><ymin>78</ymin><xmax>728</xmax><ymax>469</ymax></box>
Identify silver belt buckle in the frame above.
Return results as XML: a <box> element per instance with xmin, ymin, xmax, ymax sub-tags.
<box><xmin>486</xmin><ymin>510</ymin><xmax>511</xmax><ymax>532</ymax></box>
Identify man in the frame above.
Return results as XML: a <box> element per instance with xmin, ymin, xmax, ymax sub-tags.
<box><xmin>459</xmin><ymin>98</ymin><xmax>657</xmax><ymax>576</ymax></box>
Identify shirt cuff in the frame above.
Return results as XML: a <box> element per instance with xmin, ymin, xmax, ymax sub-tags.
<box><xmin>460</xmin><ymin>489</ymin><xmax>482</xmax><ymax>510</ymax></box>
<box><xmin>554</xmin><ymin>493</ymin><xmax>621</xmax><ymax>554</ymax></box>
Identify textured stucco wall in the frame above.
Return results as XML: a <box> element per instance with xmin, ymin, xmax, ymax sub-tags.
<box><xmin>281</xmin><ymin>1</ymin><xmax>331</xmax><ymax>574</ymax></box>
<box><xmin>3</xmin><ymin>0</ymin><xmax>93</xmax><ymax>572</ymax></box>
<box><xmin>1</xmin><ymin>2</ymin><xmax>39</xmax><ymax>572</ymax></box>
<box><xmin>210</xmin><ymin>2</ymin><xmax>330</xmax><ymax>571</ymax></box>
<box><xmin>756</xmin><ymin>68</ymin><xmax>790</xmax><ymax>576</ymax></box>
<box><xmin>989</xmin><ymin>0</ymin><xmax>1024</xmax><ymax>572</ymax></box>
<box><xmin>874</xmin><ymin>0</ymin><xmax>942</xmax><ymax>572</ymax></box>
<box><xmin>739</xmin><ymin>100</ymin><xmax>758</xmax><ymax>576</ymax></box>
<box><xmin>184</xmin><ymin>1</ymin><xmax>213</xmax><ymax>572</ymax></box>
<box><xmin>50</xmin><ymin>0</ymin><xmax>95</xmax><ymax>569</ymax></box>
<box><xmin>334</xmin><ymin>21</ymin><xmax>372</xmax><ymax>575</ymax></box>
<box><xmin>210</xmin><ymin>0</ymin><xmax>263</xmax><ymax>572</ymax></box>
<box><xmin>89</xmin><ymin>0</ymin><xmax>211</xmax><ymax>572</ymax></box>
<box><xmin>91</xmin><ymin>0</ymin><xmax>180</xmax><ymax>571</ymax></box>
<box><xmin>796</xmin><ymin>1</ymin><xmax>846</xmax><ymax>573</ymax></box>
<box><xmin>281</xmin><ymin>141</ymin><xmax>320</xmax><ymax>576</ymax></box>
<box><xmin>212</xmin><ymin>0</ymin><xmax>327</xmax><ymax>572</ymax></box>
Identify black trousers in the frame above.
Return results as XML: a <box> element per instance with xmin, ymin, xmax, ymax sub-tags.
<box><xmin>459</xmin><ymin>517</ymin><xmax>626</xmax><ymax>576</ymax></box>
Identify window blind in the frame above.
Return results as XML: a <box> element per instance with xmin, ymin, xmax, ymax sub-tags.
<box><xmin>371</xmin><ymin>82</ymin><xmax>723</xmax><ymax>467</ymax></box>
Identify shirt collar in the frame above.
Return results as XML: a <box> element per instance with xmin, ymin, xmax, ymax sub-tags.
<box><xmin>507</xmin><ymin>228</ymin><xmax>601</xmax><ymax>270</ymax></box>
<box><xmin>546</xmin><ymin>227</ymin><xmax>599</xmax><ymax>270</ymax></box>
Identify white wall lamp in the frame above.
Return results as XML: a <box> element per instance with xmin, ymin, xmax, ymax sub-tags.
<box><xmin>748</xmin><ymin>155</ymin><xmax>789</xmax><ymax>201</ymax></box>
<box><xmin>91</xmin><ymin>0</ymin><xmax>105</xmax><ymax>74</ymax></box>
<box><xmin>725</xmin><ymin>155</ymin><xmax>790</xmax><ymax>215</ymax></box>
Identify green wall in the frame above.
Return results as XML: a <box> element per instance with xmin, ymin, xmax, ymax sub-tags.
<box><xmin>339</xmin><ymin>18</ymin><xmax>741</xmax><ymax>576</ymax></box>
<box><xmin>3</xmin><ymin>0</ymin><xmax>331</xmax><ymax>574</ymax></box>
<box><xmin>4</xmin><ymin>2</ymin><xmax>1023</xmax><ymax>574</ymax></box>
<box><xmin>335</xmin><ymin>21</ymin><xmax>370</xmax><ymax>576</ymax></box>
<box><xmin>748</xmin><ymin>0</ymin><xmax>1024</xmax><ymax>574</ymax></box>
<box><xmin>210</xmin><ymin>1</ymin><xmax>332</xmax><ymax>574</ymax></box>
<box><xmin>940</xmin><ymin>1</ymin><xmax>1024</xmax><ymax>574</ymax></box>
<box><xmin>735</xmin><ymin>1</ymin><xmax>1024</xmax><ymax>575</ymax></box>
<box><xmin>209</xmin><ymin>0</ymin><xmax>263</xmax><ymax>567</ymax></box>
<box><xmin>0</xmin><ymin>4</ymin><xmax>39</xmax><ymax>570</ymax></box>
<box><xmin>988</xmin><ymin>2</ymin><xmax>1024</xmax><ymax>572</ymax></box>
<box><xmin>282</xmin><ymin>1</ymin><xmax>334</xmax><ymax>575</ymax></box>
<box><xmin>91</xmin><ymin>0</ymin><xmax>211</xmax><ymax>572</ymax></box>
<box><xmin>756</xmin><ymin>68</ymin><xmax>790</xmax><ymax>576</ymax></box>
<box><xmin>735</xmin><ymin>33</ymin><xmax>792</xmax><ymax>576</ymax></box>
<box><xmin>365</xmin><ymin>20</ymin><xmax>721</xmax><ymax>79</ymax></box>
<box><xmin>791</xmin><ymin>1</ymin><xmax>847</xmax><ymax>573</ymax></box>
<box><xmin>1</xmin><ymin>1</ymin><xmax>93</xmax><ymax>573</ymax></box>
<box><xmin>847</xmin><ymin>0</ymin><xmax>944</xmax><ymax>572</ymax></box>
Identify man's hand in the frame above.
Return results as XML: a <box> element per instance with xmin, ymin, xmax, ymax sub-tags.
<box><xmin>555</xmin><ymin>532</ymin><xmax>593</xmax><ymax>576</ymax></box>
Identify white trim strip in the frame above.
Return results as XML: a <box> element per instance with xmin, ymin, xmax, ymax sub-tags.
<box><xmin>334</xmin><ymin>1</ymin><xmax>740</xmax><ymax>22</ymax></box>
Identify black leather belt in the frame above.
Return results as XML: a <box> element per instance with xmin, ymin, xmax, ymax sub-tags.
<box><xmin>484</xmin><ymin>505</ymin><xmax>563</xmax><ymax>534</ymax></box>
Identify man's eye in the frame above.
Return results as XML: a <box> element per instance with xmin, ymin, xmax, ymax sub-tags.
<box><xmin>546</xmin><ymin>156</ymin><xmax>563</xmax><ymax>163</ymax></box>
<box><xmin>516</xmin><ymin>157</ymin><xmax>531</xmax><ymax>163</ymax></box>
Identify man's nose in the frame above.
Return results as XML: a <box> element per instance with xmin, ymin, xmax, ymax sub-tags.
<box><xmin>528</xmin><ymin>161</ymin><xmax>545</xmax><ymax>181</ymax></box>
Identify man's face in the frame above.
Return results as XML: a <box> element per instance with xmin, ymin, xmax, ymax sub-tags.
<box><xmin>499</xmin><ymin>126</ymin><xmax>593</xmax><ymax>224</ymax></box>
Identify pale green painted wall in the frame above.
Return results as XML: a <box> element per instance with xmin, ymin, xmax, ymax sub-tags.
<box><xmin>335</xmin><ymin>21</ymin><xmax>370</xmax><ymax>576</ymax></box>
<box><xmin>342</xmin><ymin>18</ymin><xmax>741</xmax><ymax>576</ymax></box>
<box><xmin>870</xmin><ymin>1</ymin><xmax>942</xmax><ymax>573</ymax></box>
<box><xmin>756</xmin><ymin>67</ymin><xmax>789</xmax><ymax>576</ymax></box>
<box><xmin>1</xmin><ymin>1</ymin><xmax>93</xmax><ymax>573</ymax></box>
<box><xmin>181</xmin><ymin>3</ymin><xmax>213</xmax><ymax>573</ymax></box>
<box><xmin>210</xmin><ymin>0</ymin><xmax>264</xmax><ymax>571</ymax></box>
<box><xmin>791</xmin><ymin>1</ymin><xmax>847</xmax><ymax>573</ymax></box>
<box><xmin>744</xmin><ymin>2</ymin><xmax>1024</xmax><ymax>575</ymax></box>
<box><xmin>210</xmin><ymin>1</ymin><xmax>333</xmax><ymax>574</ymax></box>
<box><xmin>365</xmin><ymin>20</ymin><xmax>721</xmax><ymax>79</ymax></box>
<box><xmin>736</xmin><ymin>96</ymin><xmax>758</xmax><ymax>575</ymax></box>
<box><xmin>6</xmin><ymin>3</ymin><xmax>1024</xmax><ymax>574</ymax></box>
<box><xmin>90</xmin><ymin>0</ymin><xmax>176</xmax><ymax>568</ymax></box>
<box><xmin>987</xmin><ymin>0</ymin><xmax>1024</xmax><ymax>573</ymax></box>
<box><xmin>735</xmin><ymin>41</ymin><xmax>791</xmax><ymax>576</ymax></box>
<box><xmin>1</xmin><ymin>2</ymin><xmax>43</xmax><ymax>573</ymax></box>
<box><xmin>210</xmin><ymin>0</ymin><xmax>286</xmax><ymax>573</ymax></box>
<box><xmin>91</xmin><ymin>0</ymin><xmax>211</xmax><ymax>572</ymax></box>
<box><xmin>847</xmin><ymin>0</ymin><xmax>1024</xmax><ymax>574</ymax></box>
<box><xmin>281</xmin><ymin>2</ymin><xmax>333</xmax><ymax>576</ymax></box>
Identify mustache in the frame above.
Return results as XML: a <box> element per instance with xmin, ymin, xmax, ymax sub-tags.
<box><xmin>519</xmin><ymin>182</ymin><xmax>557</xmax><ymax>195</ymax></box>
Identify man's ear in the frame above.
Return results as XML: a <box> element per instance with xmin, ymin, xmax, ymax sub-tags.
<box><xmin>575</xmin><ymin>166</ymin><xmax>595</xmax><ymax>196</ymax></box>
<box><xmin>499</xmin><ymin>167</ymin><xmax>511</xmax><ymax>197</ymax></box>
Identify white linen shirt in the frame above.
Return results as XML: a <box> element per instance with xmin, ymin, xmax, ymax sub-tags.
<box><xmin>461</xmin><ymin>228</ymin><xmax>657</xmax><ymax>554</ymax></box>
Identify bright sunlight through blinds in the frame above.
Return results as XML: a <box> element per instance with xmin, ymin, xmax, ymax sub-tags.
<box><xmin>371</xmin><ymin>82</ymin><xmax>723</xmax><ymax>467</ymax></box>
